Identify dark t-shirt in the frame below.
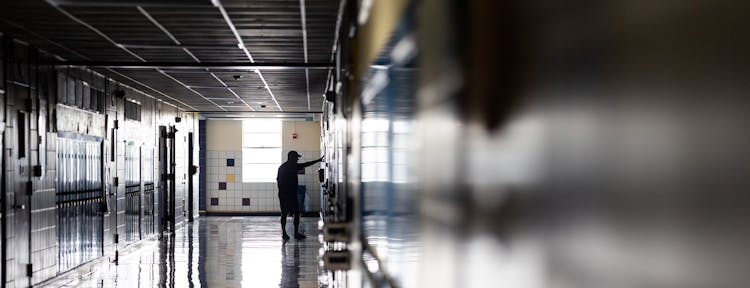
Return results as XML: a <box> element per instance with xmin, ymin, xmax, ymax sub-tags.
<box><xmin>276</xmin><ymin>160</ymin><xmax>319</xmax><ymax>195</ymax></box>
<box><xmin>277</xmin><ymin>162</ymin><xmax>301</xmax><ymax>194</ymax></box>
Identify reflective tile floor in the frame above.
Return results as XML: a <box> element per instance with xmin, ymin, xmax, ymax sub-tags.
<box><xmin>39</xmin><ymin>216</ymin><xmax>323</xmax><ymax>287</ymax></box>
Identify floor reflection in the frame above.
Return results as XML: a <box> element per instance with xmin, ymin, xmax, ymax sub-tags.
<box><xmin>39</xmin><ymin>216</ymin><xmax>322</xmax><ymax>288</ymax></box>
<box><xmin>280</xmin><ymin>242</ymin><xmax>300</xmax><ymax>287</ymax></box>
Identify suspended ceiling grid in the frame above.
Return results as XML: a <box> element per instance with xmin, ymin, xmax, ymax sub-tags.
<box><xmin>0</xmin><ymin>0</ymin><xmax>339</xmax><ymax>112</ymax></box>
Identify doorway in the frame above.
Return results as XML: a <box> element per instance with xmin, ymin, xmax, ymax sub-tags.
<box><xmin>158</xmin><ymin>125</ymin><xmax>177</xmax><ymax>234</ymax></box>
<box><xmin>187</xmin><ymin>132</ymin><xmax>195</xmax><ymax>222</ymax></box>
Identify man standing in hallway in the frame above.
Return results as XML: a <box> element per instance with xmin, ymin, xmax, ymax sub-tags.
<box><xmin>277</xmin><ymin>151</ymin><xmax>323</xmax><ymax>240</ymax></box>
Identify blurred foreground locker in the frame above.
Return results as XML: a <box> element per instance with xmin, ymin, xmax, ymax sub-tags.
<box><xmin>0</xmin><ymin>33</ymin><xmax>5</xmax><ymax>283</ymax></box>
<box><xmin>413</xmin><ymin>0</ymin><xmax>750</xmax><ymax>287</ymax></box>
<box><xmin>320</xmin><ymin>0</ymin><xmax>750</xmax><ymax>287</ymax></box>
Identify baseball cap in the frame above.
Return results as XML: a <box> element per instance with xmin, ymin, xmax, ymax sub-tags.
<box><xmin>288</xmin><ymin>150</ymin><xmax>301</xmax><ymax>159</ymax></box>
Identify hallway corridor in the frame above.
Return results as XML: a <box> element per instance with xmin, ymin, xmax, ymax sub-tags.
<box><xmin>39</xmin><ymin>217</ymin><xmax>322</xmax><ymax>288</ymax></box>
<box><xmin>2</xmin><ymin>0</ymin><xmax>750</xmax><ymax>287</ymax></box>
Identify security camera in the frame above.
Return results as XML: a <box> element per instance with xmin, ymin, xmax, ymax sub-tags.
<box><xmin>260</xmin><ymin>104</ymin><xmax>267</xmax><ymax>108</ymax></box>
<box><xmin>233</xmin><ymin>75</ymin><xmax>242</xmax><ymax>80</ymax></box>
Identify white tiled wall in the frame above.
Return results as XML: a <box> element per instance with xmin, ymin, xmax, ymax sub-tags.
<box><xmin>206</xmin><ymin>150</ymin><xmax>321</xmax><ymax>213</ymax></box>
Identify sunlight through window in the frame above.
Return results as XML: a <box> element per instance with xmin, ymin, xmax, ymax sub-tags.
<box><xmin>242</xmin><ymin>119</ymin><xmax>282</xmax><ymax>182</ymax></box>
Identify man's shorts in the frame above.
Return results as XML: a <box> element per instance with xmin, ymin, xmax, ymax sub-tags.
<box><xmin>278</xmin><ymin>192</ymin><xmax>299</xmax><ymax>214</ymax></box>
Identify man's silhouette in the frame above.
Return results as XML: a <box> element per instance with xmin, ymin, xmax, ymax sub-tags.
<box><xmin>277</xmin><ymin>151</ymin><xmax>323</xmax><ymax>240</ymax></box>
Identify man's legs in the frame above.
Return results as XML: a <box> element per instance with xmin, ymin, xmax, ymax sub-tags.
<box><xmin>293</xmin><ymin>212</ymin><xmax>306</xmax><ymax>239</ymax></box>
<box><xmin>293</xmin><ymin>213</ymin><xmax>300</xmax><ymax>234</ymax></box>
<box><xmin>281</xmin><ymin>211</ymin><xmax>290</xmax><ymax>239</ymax></box>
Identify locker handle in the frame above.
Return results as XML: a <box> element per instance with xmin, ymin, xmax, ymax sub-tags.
<box><xmin>12</xmin><ymin>204</ymin><xmax>26</xmax><ymax>210</ymax></box>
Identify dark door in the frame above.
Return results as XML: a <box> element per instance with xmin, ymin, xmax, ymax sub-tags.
<box><xmin>158</xmin><ymin>125</ymin><xmax>176</xmax><ymax>234</ymax></box>
<box><xmin>168</xmin><ymin>126</ymin><xmax>176</xmax><ymax>231</ymax></box>
<box><xmin>158</xmin><ymin>126</ymin><xmax>167</xmax><ymax>234</ymax></box>
<box><xmin>187</xmin><ymin>132</ymin><xmax>194</xmax><ymax>222</ymax></box>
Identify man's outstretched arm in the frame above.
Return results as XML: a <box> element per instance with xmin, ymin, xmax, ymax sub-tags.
<box><xmin>299</xmin><ymin>156</ymin><xmax>324</xmax><ymax>168</ymax></box>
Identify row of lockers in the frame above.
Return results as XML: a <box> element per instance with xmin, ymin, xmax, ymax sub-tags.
<box><xmin>1</xmin><ymin>35</ymin><xmax>196</xmax><ymax>287</ymax></box>
<box><xmin>55</xmin><ymin>135</ymin><xmax>104</xmax><ymax>272</ymax></box>
<box><xmin>55</xmin><ymin>135</ymin><xmax>161</xmax><ymax>271</ymax></box>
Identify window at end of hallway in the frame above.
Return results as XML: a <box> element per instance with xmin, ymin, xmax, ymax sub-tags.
<box><xmin>242</xmin><ymin>119</ymin><xmax>282</xmax><ymax>182</ymax></box>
